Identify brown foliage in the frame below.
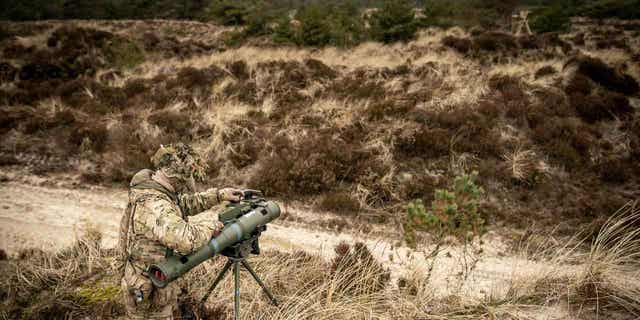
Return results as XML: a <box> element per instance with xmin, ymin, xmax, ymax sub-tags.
<box><xmin>565</xmin><ymin>73</ymin><xmax>593</xmax><ymax>95</ymax></box>
<box><xmin>597</xmin><ymin>157</ymin><xmax>633</xmax><ymax>184</ymax></box>
<box><xmin>304</xmin><ymin>58</ymin><xmax>337</xmax><ymax>79</ymax></box>
<box><xmin>171</xmin><ymin>65</ymin><xmax>225</xmax><ymax>90</ymax></box>
<box><xmin>331</xmin><ymin>242</ymin><xmax>390</xmax><ymax>296</ymax></box>
<box><xmin>367</xmin><ymin>99</ymin><xmax>413</xmax><ymax>120</ymax></box>
<box><xmin>227</xmin><ymin>60</ymin><xmax>249</xmax><ymax>80</ymax></box>
<box><xmin>571</xmin><ymin>91</ymin><xmax>632</xmax><ymax>123</ymax></box>
<box><xmin>489</xmin><ymin>75</ymin><xmax>527</xmax><ymax>117</ymax></box>
<box><xmin>327</xmin><ymin>73</ymin><xmax>386</xmax><ymax>100</ymax></box>
<box><xmin>595</xmin><ymin>38</ymin><xmax>628</xmax><ymax>50</ymax></box>
<box><xmin>472</xmin><ymin>32</ymin><xmax>518</xmax><ymax>52</ymax></box>
<box><xmin>250</xmin><ymin>130</ymin><xmax>378</xmax><ymax>197</ymax></box>
<box><xmin>535</xmin><ymin>65</ymin><xmax>557</xmax><ymax>79</ymax></box>
<box><xmin>396</xmin><ymin>126</ymin><xmax>450</xmax><ymax>158</ymax></box>
<box><xmin>573</xmin><ymin>56</ymin><xmax>639</xmax><ymax>95</ymax></box>
<box><xmin>0</xmin><ymin>62</ymin><xmax>16</xmax><ymax>83</ymax></box>
<box><xmin>571</xmin><ymin>33</ymin><xmax>585</xmax><ymax>46</ymax></box>
<box><xmin>148</xmin><ymin>109</ymin><xmax>194</xmax><ymax>138</ymax></box>
<box><xmin>69</xmin><ymin>123</ymin><xmax>109</xmax><ymax>154</ymax></box>
<box><xmin>316</xmin><ymin>189</ymin><xmax>361</xmax><ymax>214</ymax></box>
<box><xmin>532</xmin><ymin>117</ymin><xmax>594</xmax><ymax>167</ymax></box>
<box><xmin>442</xmin><ymin>36</ymin><xmax>472</xmax><ymax>54</ymax></box>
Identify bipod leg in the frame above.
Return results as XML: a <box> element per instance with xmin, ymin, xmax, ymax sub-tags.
<box><xmin>233</xmin><ymin>259</ymin><xmax>241</xmax><ymax>320</ymax></box>
<box><xmin>200</xmin><ymin>259</ymin><xmax>233</xmax><ymax>306</ymax></box>
<box><xmin>241</xmin><ymin>260</ymin><xmax>279</xmax><ymax>306</ymax></box>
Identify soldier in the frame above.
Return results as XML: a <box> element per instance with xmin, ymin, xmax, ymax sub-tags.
<box><xmin>118</xmin><ymin>143</ymin><xmax>243</xmax><ymax>319</ymax></box>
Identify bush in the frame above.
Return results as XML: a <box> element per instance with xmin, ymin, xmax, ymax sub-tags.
<box><xmin>69</xmin><ymin>123</ymin><xmax>109</xmax><ymax>154</ymax></box>
<box><xmin>404</xmin><ymin>171</ymin><xmax>486</xmax><ymax>248</ymax></box>
<box><xmin>296</xmin><ymin>4</ymin><xmax>332</xmax><ymax>46</ymax></box>
<box><xmin>533</xmin><ymin>117</ymin><xmax>594</xmax><ymax>167</ymax></box>
<box><xmin>205</xmin><ymin>0</ymin><xmax>250</xmax><ymax>26</ymax></box>
<box><xmin>473</xmin><ymin>31</ymin><xmax>518</xmax><ymax>52</ymax></box>
<box><xmin>395</xmin><ymin>126</ymin><xmax>450</xmax><ymax>159</ymax></box>
<box><xmin>565</xmin><ymin>73</ymin><xmax>593</xmax><ymax>95</ymax></box>
<box><xmin>369</xmin><ymin>0</ymin><xmax>417</xmax><ymax>43</ymax></box>
<box><xmin>316</xmin><ymin>189</ymin><xmax>361</xmax><ymax>214</ymax></box>
<box><xmin>535</xmin><ymin>65</ymin><xmax>557</xmax><ymax>79</ymax></box>
<box><xmin>574</xmin><ymin>56</ymin><xmax>639</xmax><ymax>96</ymax></box>
<box><xmin>148</xmin><ymin>109</ymin><xmax>193</xmax><ymax>138</ymax></box>
<box><xmin>0</xmin><ymin>62</ymin><xmax>17</xmax><ymax>83</ymax></box>
<box><xmin>571</xmin><ymin>91</ymin><xmax>633</xmax><ymax>123</ymax></box>
<box><xmin>104</xmin><ymin>38</ymin><xmax>145</xmax><ymax>70</ymax></box>
<box><xmin>250</xmin><ymin>132</ymin><xmax>374</xmax><ymax>196</ymax></box>
<box><xmin>442</xmin><ymin>36</ymin><xmax>472</xmax><ymax>54</ymax></box>
<box><xmin>530</xmin><ymin>4</ymin><xmax>572</xmax><ymax>33</ymax></box>
<box><xmin>579</xmin><ymin>0</ymin><xmax>640</xmax><ymax>20</ymax></box>
<box><xmin>331</xmin><ymin>242</ymin><xmax>390</xmax><ymax>296</ymax></box>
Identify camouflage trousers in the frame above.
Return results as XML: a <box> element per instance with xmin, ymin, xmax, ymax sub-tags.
<box><xmin>121</xmin><ymin>263</ymin><xmax>180</xmax><ymax>320</ymax></box>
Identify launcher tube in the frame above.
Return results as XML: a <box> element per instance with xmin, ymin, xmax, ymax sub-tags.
<box><xmin>149</xmin><ymin>201</ymin><xmax>280</xmax><ymax>287</ymax></box>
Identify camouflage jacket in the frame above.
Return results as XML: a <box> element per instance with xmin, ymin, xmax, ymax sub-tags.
<box><xmin>119</xmin><ymin>169</ymin><xmax>222</xmax><ymax>275</ymax></box>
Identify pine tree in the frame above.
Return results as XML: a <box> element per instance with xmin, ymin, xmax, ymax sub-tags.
<box><xmin>370</xmin><ymin>0</ymin><xmax>417</xmax><ymax>43</ymax></box>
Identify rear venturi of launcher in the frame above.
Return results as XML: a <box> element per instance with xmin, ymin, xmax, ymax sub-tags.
<box><xmin>148</xmin><ymin>200</ymin><xmax>281</xmax><ymax>288</ymax></box>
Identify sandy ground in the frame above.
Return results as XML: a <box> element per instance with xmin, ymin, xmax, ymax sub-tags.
<box><xmin>0</xmin><ymin>173</ymin><xmax>587</xmax><ymax>319</ymax></box>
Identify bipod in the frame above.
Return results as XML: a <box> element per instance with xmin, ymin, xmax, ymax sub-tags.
<box><xmin>200</xmin><ymin>254</ymin><xmax>278</xmax><ymax>320</ymax></box>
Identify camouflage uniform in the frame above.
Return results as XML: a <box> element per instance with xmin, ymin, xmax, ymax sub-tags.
<box><xmin>119</xmin><ymin>144</ymin><xmax>226</xmax><ymax>320</ymax></box>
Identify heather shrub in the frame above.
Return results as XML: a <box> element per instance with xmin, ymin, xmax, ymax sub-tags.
<box><xmin>565</xmin><ymin>73</ymin><xmax>593</xmax><ymax>95</ymax></box>
<box><xmin>69</xmin><ymin>123</ymin><xmax>109</xmax><ymax>154</ymax></box>
<box><xmin>571</xmin><ymin>91</ymin><xmax>633</xmax><ymax>123</ymax></box>
<box><xmin>472</xmin><ymin>32</ymin><xmax>517</xmax><ymax>52</ymax></box>
<box><xmin>316</xmin><ymin>189</ymin><xmax>361</xmax><ymax>214</ymax></box>
<box><xmin>442</xmin><ymin>36</ymin><xmax>472</xmax><ymax>54</ymax></box>
<box><xmin>597</xmin><ymin>157</ymin><xmax>632</xmax><ymax>184</ymax></box>
<box><xmin>304</xmin><ymin>58</ymin><xmax>337</xmax><ymax>79</ymax></box>
<box><xmin>574</xmin><ymin>56</ymin><xmax>639</xmax><ymax>95</ymax></box>
<box><xmin>395</xmin><ymin>126</ymin><xmax>450</xmax><ymax>159</ymax></box>
<box><xmin>0</xmin><ymin>62</ymin><xmax>17</xmax><ymax>83</ymax></box>
<box><xmin>367</xmin><ymin>99</ymin><xmax>413</xmax><ymax>120</ymax></box>
<box><xmin>535</xmin><ymin>65</ymin><xmax>557</xmax><ymax>79</ymax></box>
<box><xmin>250</xmin><ymin>132</ymin><xmax>372</xmax><ymax>196</ymax></box>
<box><xmin>147</xmin><ymin>109</ymin><xmax>193</xmax><ymax>138</ymax></box>
<box><xmin>533</xmin><ymin>117</ymin><xmax>594</xmax><ymax>167</ymax></box>
<box><xmin>331</xmin><ymin>242</ymin><xmax>390</xmax><ymax>296</ymax></box>
<box><xmin>174</xmin><ymin>65</ymin><xmax>224</xmax><ymax>90</ymax></box>
<box><xmin>104</xmin><ymin>38</ymin><xmax>145</xmax><ymax>70</ymax></box>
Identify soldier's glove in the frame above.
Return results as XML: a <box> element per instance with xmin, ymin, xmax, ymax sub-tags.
<box><xmin>212</xmin><ymin>221</ymin><xmax>225</xmax><ymax>237</ymax></box>
<box><xmin>217</xmin><ymin>188</ymin><xmax>243</xmax><ymax>202</ymax></box>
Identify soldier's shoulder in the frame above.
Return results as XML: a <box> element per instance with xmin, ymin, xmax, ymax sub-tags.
<box><xmin>130</xmin><ymin>188</ymin><xmax>172</xmax><ymax>204</ymax></box>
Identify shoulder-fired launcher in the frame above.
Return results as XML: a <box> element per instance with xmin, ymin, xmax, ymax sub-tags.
<box><xmin>148</xmin><ymin>190</ymin><xmax>280</xmax><ymax>288</ymax></box>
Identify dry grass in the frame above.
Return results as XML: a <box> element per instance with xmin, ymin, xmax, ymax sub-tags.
<box><xmin>502</xmin><ymin>147</ymin><xmax>550</xmax><ymax>184</ymax></box>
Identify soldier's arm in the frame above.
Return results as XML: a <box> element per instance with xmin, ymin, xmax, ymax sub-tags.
<box><xmin>177</xmin><ymin>188</ymin><xmax>219</xmax><ymax>216</ymax></box>
<box><xmin>140</xmin><ymin>197</ymin><xmax>221</xmax><ymax>255</ymax></box>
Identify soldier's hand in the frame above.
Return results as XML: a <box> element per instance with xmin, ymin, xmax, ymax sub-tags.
<box><xmin>218</xmin><ymin>188</ymin><xmax>243</xmax><ymax>202</ymax></box>
<box><xmin>212</xmin><ymin>221</ymin><xmax>224</xmax><ymax>237</ymax></box>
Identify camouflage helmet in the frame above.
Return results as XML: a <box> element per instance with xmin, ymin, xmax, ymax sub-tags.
<box><xmin>151</xmin><ymin>143</ymin><xmax>207</xmax><ymax>182</ymax></box>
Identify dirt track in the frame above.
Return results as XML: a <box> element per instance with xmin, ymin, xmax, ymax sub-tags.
<box><xmin>4</xmin><ymin>177</ymin><xmax>610</xmax><ymax>317</ymax></box>
<box><xmin>0</xmin><ymin>176</ymin><xmax>558</xmax><ymax>297</ymax></box>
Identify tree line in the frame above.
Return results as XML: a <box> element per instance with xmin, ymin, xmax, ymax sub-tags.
<box><xmin>1</xmin><ymin>0</ymin><xmax>638</xmax><ymax>45</ymax></box>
